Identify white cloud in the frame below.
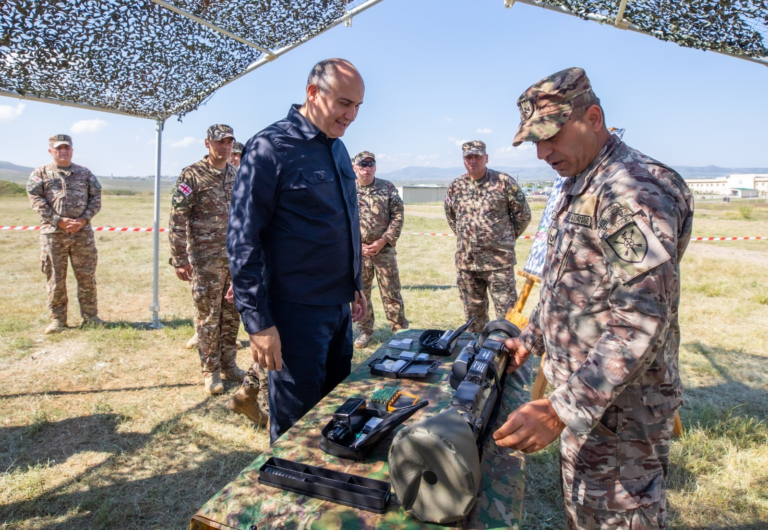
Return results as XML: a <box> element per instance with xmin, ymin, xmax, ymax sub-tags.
<box><xmin>442</xmin><ymin>117</ymin><xmax>453</xmax><ymax>122</ymax></box>
<box><xmin>475</xmin><ymin>128</ymin><xmax>492</xmax><ymax>134</ymax></box>
<box><xmin>0</xmin><ymin>102</ymin><xmax>25</xmax><ymax>122</ymax></box>
<box><xmin>71</xmin><ymin>119</ymin><xmax>108</xmax><ymax>134</ymax></box>
<box><xmin>448</xmin><ymin>138</ymin><xmax>469</xmax><ymax>147</ymax></box>
<box><xmin>171</xmin><ymin>137</ymin><xmax>203</xmax><ymax>148</ymax></box>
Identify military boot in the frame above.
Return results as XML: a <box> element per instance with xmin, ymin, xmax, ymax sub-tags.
<box><xmin>44</xmin><ymin>319</ymin><xmax>67</xmax><ymax>335</ymax></box>
<box><xmin>354</xmin><ymin>332</ymin><xmax>372</xmax><ymax>349</ymax></box>
<box><xmin>221</xmin><ymin>364</ymin><xmax>246</xmax><ymax>383</ymax></box>
<box><xmin>204</xmin><ymin>371</ymin><xmax>224</xmax><ymax>395</ymax></box>
<box><xmin>186</xmin><ymin>332</ymin><xmax>199</xmax><ymax>349</ymax></box>
<box><xmin>227</xmin><ymin>385</ymin><xmax>268</xmax><ymax>427</ymax></box>
<box><xmin>81</xmin><ymin>316</ymin><xmax>106</xmax><ymax>328</ymax></box>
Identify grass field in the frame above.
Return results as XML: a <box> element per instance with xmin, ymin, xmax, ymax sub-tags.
<box><xmin>1</xmin><ymin>191</ymin><xmax>767</xmax><ymax>529</ymax></box>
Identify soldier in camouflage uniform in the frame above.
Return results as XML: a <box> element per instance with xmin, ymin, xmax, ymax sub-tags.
<box><xmin>351</xmin><ymin>151</ymin><xmax>408</xmax><ymax>349</ymax></box>
<box><xmin>445</xmin><ymin>140</ymin><xmax>531</xmax><ymax>333</ymax></box>
<box><xmin>169</xmin><ymin>125</ymin><xmax>247</xmax><ymax>395</ymax></box>
<box><xmin>186</xmin><ymin>139</ymin><xmax>247</xmax><ymax>352</ymax></box>
<box><xmin>27</xmin><ymin>134</ymin><xmax>104</xmax><ymax>334</ymax></box>
<box><xmin>493</xmin><ymin>68</ymin><xmax>694</xmax><ymax>530</ymax></box>
<box><xmin>230</xmin><ymin>141</ymin><xmax>244</xmax><ymax>168</ymax></box>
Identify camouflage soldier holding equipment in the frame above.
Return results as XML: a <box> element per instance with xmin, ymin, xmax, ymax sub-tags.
<box><xmin>352</xmin><ymin>151</ymin><xmax>408</xmax><ymax>349</ymax></box>
<box><xmin>494</xmin><ymin>68</ymin><xmax>694</xmax><ymax>530</ymax></box>
<box><xmin>444</xmin><ymin>140</ymin><xmax>531</xmax><ymax>333</ymax></box>
<box><xmin>27</xmin><ymin>134</ymin><xmax>104</xmax><ymax>334</ymax></box>
<box><xmin>169</xmin><ymin>124</ymin><xmax>247</xmax><ymax>395</ymax></box>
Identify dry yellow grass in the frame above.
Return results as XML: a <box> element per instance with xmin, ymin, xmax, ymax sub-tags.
<box><xmin>1</xmin><ymin>191</ymin><xmax>767</xmax><ymax>529</ymax></box>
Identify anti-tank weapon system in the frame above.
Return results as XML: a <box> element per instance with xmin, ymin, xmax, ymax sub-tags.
<box><xmin>388</xmin><ymin>319</ymin><xmax>521</xmax><ymax>524</ymax></box>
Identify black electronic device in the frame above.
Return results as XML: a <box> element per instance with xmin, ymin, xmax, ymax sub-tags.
<box><xmin>417</xmin><ymin>317</ymin><xmax>476</xmax><ymax>356</ymax></box>
<box><xmin>320</xmin><ymin>398</ymin><xmax>429</xmax><ymax>460</ymax></box>
<box><xmin>258</xmin><ymin>457</ymin><xmax>391</xmax><ymax>513</ymax></box>
<box><xmin>368</xmin><ymin>355</ymin><xmax>441</xmax><ymax>379</ymax></box>
<box><xmin>446</xmin><ymin>320</ymin><xmax>521</xmax><ymax>440</ymax></box>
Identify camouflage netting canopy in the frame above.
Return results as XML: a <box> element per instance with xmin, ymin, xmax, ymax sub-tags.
<box><xmin>511</xmin><ymin>0</ymin><xmax>768</xmax><ymax>64</ymax></box>
<box><xmin>0</xmin><ymin>0</ymin><xmax>369</xmax><ymax>120</ymax></box>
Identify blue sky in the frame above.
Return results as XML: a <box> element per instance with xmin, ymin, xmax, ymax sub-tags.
<box><xmin>1</xmin><ymin>0</ymin><xmax>767</xmax><ymax>177</ymax></box>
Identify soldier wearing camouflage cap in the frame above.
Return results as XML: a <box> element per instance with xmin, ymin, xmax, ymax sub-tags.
<box><xmin>229</xmin><ymin>141</ymin><xmax>245</xmax><ymax>169</ymax></box>
<box><xmin>169</xmin><ymin>124</ymin><xmax>254</xmax><ymax>398</ymax></box>
<box><xmin>352</xmin><ymin>151</ymin><xmax>408</xmax><ymax>348</ymax></box>
<box><xmin>27</xmin><ymin>134</ymin><xmax>105</xmax><ymax>334</ymax></box>
<box><xmin>444</xmin><ymin>140</ymin><xmax>532</xmax><ymax>333</ymax></box>
<box><xmin>494</xmin><ymin>68</ymin><xmax>694</xmax><ymax>530</ymax></box>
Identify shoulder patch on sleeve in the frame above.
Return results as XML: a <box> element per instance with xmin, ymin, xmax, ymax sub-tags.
<box><xmin>601</xmin><ymin>216</ymin><xmax>671</xmax><ymax>283</ymax></box>
<box><xmin>92</xmin><ymin>177</ymin><xmax>102</xmax><ymax>190</ymax></box>
<box><xmin>178</xmin><ymin>183</ymin><xmax>193</xmax><ymax>196</ymax></box>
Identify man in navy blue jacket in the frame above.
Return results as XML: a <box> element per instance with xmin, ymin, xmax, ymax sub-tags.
<box><xmin>226</xmin><ymin>59</ymin><xmax>367</xmax><ymax>442</ymax></box>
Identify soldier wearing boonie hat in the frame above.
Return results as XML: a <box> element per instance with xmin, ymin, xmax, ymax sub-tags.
<box><xmin>230</xmin><ymin>141</ymin><xmax>245</xmax><ymax>169</ymax></box>
<box><xmin>169</xmin><ymin>124</ymin><xmax>250</xmax><ymax>398</ymax></box>
<box><xmin>444</xmin><ymin>139</ymin><xmax>531</xmax><ymax>336</ymax></box>
<box><xmin>27</xmin><ymin>134</ymin><xmax>105</xmax><ymax>334</ymax></box>
<box><xmin>494</xmin><ymin>67</ymin><xmax>694</xmax><ymax>530</ymax></box>
<box><xmin>352</xmin><ymin>150</ymin><xmax>408</xmax><ymax>348</ymax></box>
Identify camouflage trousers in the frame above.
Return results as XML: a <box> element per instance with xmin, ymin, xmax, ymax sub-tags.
<box><xmin>191</xmin><ymin>260</ymin><xmax>239</xmax><ymax>374</ymax></box>
<box><xmin>456</xmin><ymin>267</ymin><xmax>517</xmax><ymax>333</ymax></box>
<box><xmin>560</xmin><ymin>401</ymin><xmax>677</xmax><ymax>530</ymax></box>
<box><xmin>357</xmin><ymin>246</ymin><xmax>408</xmax><ymax>335</ymax></box>
<box><xmin>242</xmin><ymin>363</ymin><xmax>270</xmax><ymax>414</ymax></box>
<box><xmin>40</xmin><ymin>230</ymin><xmax>98</xmax><ymax>321</ymax></box>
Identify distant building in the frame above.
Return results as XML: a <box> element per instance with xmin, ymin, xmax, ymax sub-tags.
<box><xmin>685</xmin><ymin>174</ymin><xmax>767</xmax><ymax>197</ymax></box>
<box><xmin>396</xmin><ymin>185</ymin><xmax>448</xmax><ymax>204</ymax></box>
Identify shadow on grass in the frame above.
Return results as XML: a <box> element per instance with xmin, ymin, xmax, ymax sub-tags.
<box><xmin>0</xmin><ymin>382</ymin><xmax>198</xmax><ymax>399</ymax></box>
<box><xmin>0</xmin><ymin>397</ymin><xmax>264</xmax><ymax>529</ymax></box>
<box><xmin>402</xmin><ymin>284</ymin><xmax>456</xmax><ymax>290</ymax></box>
<box><xmin>97</xmin><ymin>317</ymin><xmax>193</xmax><ymax>330</ymax></box>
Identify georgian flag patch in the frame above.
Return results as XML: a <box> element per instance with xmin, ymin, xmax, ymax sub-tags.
<box><xmin>178</xmin><ymin>183</ymin><xmax>192</xmax><ymax>196</ymax></box>
<box><xmin>31</xmin><ymin>176</ymin><xmax>42</xmax><ymax>183</ymax></box>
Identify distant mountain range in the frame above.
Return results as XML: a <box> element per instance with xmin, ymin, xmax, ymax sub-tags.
<box><xmin>379</xmin><ymin>164</ymin><xmax>768</xmax><ymax>185</ymax></box>
<box><xmin>2</xmin><ymin>161</ymin><xmax>767</xmax><ymax>188</ymax></box>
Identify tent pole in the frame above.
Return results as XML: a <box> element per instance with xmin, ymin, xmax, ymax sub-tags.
<box><xmin>150</xmin><ymin>120</ymin><xmax>165</xmax><ymax>329</ymax></box>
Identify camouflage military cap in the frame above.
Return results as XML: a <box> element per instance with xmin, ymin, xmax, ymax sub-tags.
<box><xmin>49</xmin><ymin>134</ymin><xmax>73</xmax><ymax>148</ymax></box>
<box><xmin>512</xmin><ymin>67</ymin><xmax>598</xmax><ymax>147</ymax></box>
<box><xmin>354</xmin><ymin>151</ymin><xmax>376</xmax><ymax>165</ymax></box>
<box><xmin>462</xmin><ymin>140</ymin><xmax>486</xmax><ymax>157</ymax></box>
<box><xmin>232</xmin><ymin>141</ymin><xmax>245</xmax><ymax>154</ymax></box>
<box><xmin>207</xmin><ymin>124</ymin><xmax>235</xmax><ymax>141</ymax></box>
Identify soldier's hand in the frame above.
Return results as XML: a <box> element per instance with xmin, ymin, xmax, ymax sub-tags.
<box><xmin>250</xmin><ymin>326</ymin><xmax>283</xmax><ymax>371</ymax></box>
<box><xmin>364</xmin><ymin>238</ymin><xmax>386</xmax><ymax>257</ymax></box>
<box><xmin>175</xmin><ymin>264</ymin><xmax>193</xmax><ymax>281</ymax></box>
<box><xmin>504</xmin><ymin>338</ymin><xmax>530</xmax><ymax>373</ymax></box>
<box><xmin>57</xmin><ymin>218</ymin><xmax>78</xmax><ymax>233</ymax></box>
<box><xmin>70</xmin><ymin>218</ymin><xmax>86</xmax><ymax>233</ymax></box>
<box><xmin>351</xmin><ymin>290</ymin><xmax>366</xmax><ymax>322</ymax></box>
<box><xmin>225</xmin><ymin>284</ymin><xmax>234</xmax><ymax>304</ymax></box>
<box><xmin>493</xmin><ymin>398</ymin><xmax>565</xmax><ymax>453</ymax></box>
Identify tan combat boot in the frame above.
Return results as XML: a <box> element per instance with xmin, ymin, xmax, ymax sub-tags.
<box><xmin>227</xmin><ymin>386</ymin><xmax>268</xmax><ymax>427</ymax></box>
<box><xmin>221</xmin><ymin>364</ymin><xmax>246</xmax><ymax>383</ymax></box>
<box><xmin>44</xmin><ymin>319</ymin><xmax>67</xmax><ymax>335</ymax></box>
<box><xmin>354</xmin><ymin>332</ymin><xmax>372</xmax><ymax>349</ymax></box>
<box><xmin>81</xmin><ymin>316</ymin><xmax>106</xmax><ymax>328</ymax></box>
<box><xmin>186</xmin><ymin>332</ymin><xmax>199</xmax><ymax>349</ymax></box>
<box><xmin>204</xmin><ymin>371</ymin><xmax>224</xmax><ymax>395</ymax></box>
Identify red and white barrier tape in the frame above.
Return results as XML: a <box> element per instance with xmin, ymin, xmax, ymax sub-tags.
<box><xmin>1</xmin><ymin>226</ymin><xmax>765</xmax><ymax>242</ymax></box>
<box><xmin>0</xmin><ymin>225</ymin><xmax>166</xmax><ymax>232</ymax></box>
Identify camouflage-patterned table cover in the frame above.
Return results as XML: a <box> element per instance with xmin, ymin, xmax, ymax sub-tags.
<box><xmin>191</xmin><ymin>330</ymin><xmax>529</xmax><ymax>530</ymax></box>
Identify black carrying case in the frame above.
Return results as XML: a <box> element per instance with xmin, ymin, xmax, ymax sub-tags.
<box><xmin>258</xmin><ymin>457</ymin><xmax>391</xmax><ymax>513</ymax></box>
<box><xmin>320</xmin><ymin>400</ymin><xmax>428</xmax><ymax>460</ymax></box>
<box><xmin>417</xmin><ymin>317</ymin><xmax>475</xmax><ymax>356</ymax></box>
<box><xmin>368</xmin><ymin>355</ymin><xmax>441</xmax><ymax>379</ymax></box>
